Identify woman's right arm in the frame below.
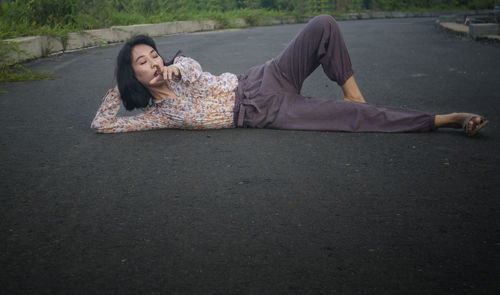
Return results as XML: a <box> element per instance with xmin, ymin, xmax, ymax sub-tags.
<box><xmin>91</xmin><ymin>87</ymin><xmax>171</xmax><ymax>133</ymax></box>
<box><xmin>173</xmin><ymin>56</ymin><xmax>203</xmax><ymax>83</ymax></box>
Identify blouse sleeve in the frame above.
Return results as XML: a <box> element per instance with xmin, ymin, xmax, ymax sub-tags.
<box><xmin>90</xmin><ymin>88</ymin><xmax>172</xmax><ymax>133</ymax></box>
<box><xmin>173</xmin><ymin>56</ymin><xmax>202</xmax><ymax>83</ymax></box>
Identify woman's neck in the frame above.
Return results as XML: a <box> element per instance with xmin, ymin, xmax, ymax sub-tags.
<box><xmin>148</xmin><ymin>83</ymin><xmax>177</xmax><ymax>101</ymax></box>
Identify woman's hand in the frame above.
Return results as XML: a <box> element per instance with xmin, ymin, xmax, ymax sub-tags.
<box><xmin>149</xmin><ymin>65</ymin><xmax>181</xmax><ymax>86</ymax></box>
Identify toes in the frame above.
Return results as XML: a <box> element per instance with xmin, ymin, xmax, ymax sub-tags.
<box><xmin>469</xmin><ymin>120</ymin><xmax>476</xmax><ymax>131</ymax></box>
<box><xmin>465</xmin><ymin>115</ymin><xmax>484</xmax><ymax>129</ymax></box>
<box><xmin>465</xmin><ymin>115</ymin><xmax>488</xmax><ymax>136</ymax></box>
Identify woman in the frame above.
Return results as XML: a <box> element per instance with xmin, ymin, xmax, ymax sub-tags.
<box><xmin>91</xmin><ymin>15</ymin><xmax>488</xmax><ymax>135</ymax></box>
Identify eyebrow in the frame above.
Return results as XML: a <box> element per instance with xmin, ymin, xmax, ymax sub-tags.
<box><xmin>135</xmin><ymin>49</ymin><xmax>156</xmax><ymax>63</ymax></box>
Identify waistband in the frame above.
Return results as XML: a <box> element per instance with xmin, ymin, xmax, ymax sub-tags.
<box><xmin>233</xmin><ymin>74</ymin><xmax>261</xmax><ymax>128</ymax></box>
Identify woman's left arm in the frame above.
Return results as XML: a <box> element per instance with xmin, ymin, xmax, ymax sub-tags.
<box><xmin>91</xmin><ymin>87</ymin><xmax>173</xmax><ymax>133</ymax></box>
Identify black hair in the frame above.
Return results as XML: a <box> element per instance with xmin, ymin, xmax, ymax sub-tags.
<box><xmin>116</xmin><ymin>35</ymin><xmax>181</xmax><ymax>111</ymax></box>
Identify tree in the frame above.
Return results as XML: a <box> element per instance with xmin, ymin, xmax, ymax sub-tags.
<box><xmin>261</xmin><ymin>0</ymin><xmax>278</xmax><ymax>9</ymax></box>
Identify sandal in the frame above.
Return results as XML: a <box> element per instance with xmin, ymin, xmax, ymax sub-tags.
<box><xmin>463</xmin><ymin>114</ymin><xmax>488</xmax><ymax>136</ymax></box>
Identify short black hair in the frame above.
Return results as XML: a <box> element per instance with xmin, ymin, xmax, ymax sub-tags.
<box><xmin>116</xmin><ymin>35</ymin><xmax>181</xmax><ymax>110</ymax></box>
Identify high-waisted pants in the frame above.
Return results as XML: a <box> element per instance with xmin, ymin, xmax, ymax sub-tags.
<box><xmin>233</xmin><ymin>15</ymin><xmax>436</xmax><ymax>132</ymax></box>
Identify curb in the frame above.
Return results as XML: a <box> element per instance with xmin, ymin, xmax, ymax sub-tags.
<box><xmin>1</xmin><ymin>17</ymin><xmax>298</xmax><ymax>64</ymax></box>
<box><xmin>439</xmin><ymin>22</ymin><xmax>470</xmax><ymax>35</ymax></box>
<box><xmin>2</xmin><ymin>20</ymin><xmax>219</xmax><ymax>64</ymax></box>
<box><xmin>1</xmin><ymin>9</ymin><xmax>493</xmax><ymax>65</ymax></box>
<box><xmin>439</xmin><ymin>22</ymin><xmax>500</xmax><ymax>41</ymax></box>
<box><xmin>437</xmin><ymin>16</ymin><xmax>500</xmax><ymax>41</ymax></box>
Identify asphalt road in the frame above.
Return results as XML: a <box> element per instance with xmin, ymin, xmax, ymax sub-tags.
<box><xmin>1</xmin><ymin>17</ymin><xmax>499</xmax><ymax>294</ymax></box>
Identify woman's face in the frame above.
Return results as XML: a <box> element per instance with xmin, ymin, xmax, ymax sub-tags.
<box><xmin>131</xmin><ymin>44</ymin><xmax>164</xmax><ymax>87</ymax></box>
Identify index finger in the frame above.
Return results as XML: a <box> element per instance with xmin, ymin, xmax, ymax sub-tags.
<box><xmin>168</xmin><ymin>68</ymin><xmax>174</xmax><ymax>81</ymax></box>
<box><xmin>153</xmin><ymin>64</ymin><xmax>163</xmax><ymax>73</ymax></box>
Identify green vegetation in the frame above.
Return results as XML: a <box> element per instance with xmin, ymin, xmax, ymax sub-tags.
<box><xmin>0</xmin><ymin>0</ymin><xmax>495</xmax><ymax>40</ymax></box>
<box><xmin>0</xmin><ymin>41</ymin><xmax>54</xmax><ymax>83</ymax></box>
<box><xmin>0</xmin><ymin>0</ymin><xmax>494</xmax><ymax>82</ymax></box>
<box><xmin>0</xmin><ymin>63</ymin><xmax>54</xmax><ymax>83</ymax></box>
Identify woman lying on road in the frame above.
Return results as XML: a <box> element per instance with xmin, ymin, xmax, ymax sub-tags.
<box><xmin>91</xmin><ymin>15</ymin><xmax>488</xmax><ymax>136</ymax></box>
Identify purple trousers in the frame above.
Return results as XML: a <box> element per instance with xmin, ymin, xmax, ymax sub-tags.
<box><xmin>234</xmin><ymin>15</ymin><xmax>436</xmax><ymax>132</ymax></box>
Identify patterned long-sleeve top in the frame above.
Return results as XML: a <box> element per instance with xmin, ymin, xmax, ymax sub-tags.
<box><xmin>91</xmin><ymin>56</ymin><xmax>238</xmax><ymax>133</ymax></box>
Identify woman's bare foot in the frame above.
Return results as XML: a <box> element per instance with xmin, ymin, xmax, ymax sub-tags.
<box><xmin>341</xmin><ymin>76</ymin><xmax>366</xmax><ymax>103</ymax></box>
<box><xmin>344</xmin><ymin>96</ymin><xmax>366</xmax><ymax>103</ymax></box>
<box><xmin>435</xmin><ymin>113</ymin><xmax>488</xmax><ymax>135</ymax></box>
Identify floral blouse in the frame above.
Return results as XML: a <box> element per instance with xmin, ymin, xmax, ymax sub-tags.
<box><xmin>91</xmin><ymin>56</ymin><xmax>238</xmax><ymax>133</ymax></box>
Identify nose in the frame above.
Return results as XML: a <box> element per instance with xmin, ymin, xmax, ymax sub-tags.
<box><xmin>151</xmin><ymin>62</ymin><xmax>158</xmax><ymax>72</ymax></box>
<box><xmin>152</xmin><ymin>61</ymin><xmax>162</xmax><ymax>71</ymax></box>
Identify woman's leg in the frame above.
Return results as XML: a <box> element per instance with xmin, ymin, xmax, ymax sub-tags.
<box><xmin>270</xmin><ymin>94</ymin><xmax>436</xmax><ymax>132</ymax></box>
<box><xmin>342</xmin><ymin>76</ymin><xmax>366</xmax><ymax>103</ymax></box>
<box><xmin>275</xmin><ymin>15</ymin><xmax>364</xmax><ymax>102</ymax></box>
<box><xmin>267</xmin><ymin>93</ymin><xmax>488</xmax><ymax>134</ymax></box>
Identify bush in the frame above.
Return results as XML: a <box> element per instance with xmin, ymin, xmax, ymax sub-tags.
<box><xmin>109</xmin><ymin>11</ymin><xmax>148</xmax><ymax>26</ymax></box>
<box><xmin>240</xmin><ymin>9</ymin><xmax>260</xmax><ymax>26</ymax></box>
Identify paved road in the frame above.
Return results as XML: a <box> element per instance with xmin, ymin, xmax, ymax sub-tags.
<box><xmin>1</xmin><ymin>18</ymin><xmax>499</xmax><ymax>294</ymax></box>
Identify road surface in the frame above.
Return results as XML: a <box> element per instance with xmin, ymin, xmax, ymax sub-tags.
<box><xmin>1</xmin><ymin>17</ymin><xmax>499</xmax><ymax>294</ymax></box>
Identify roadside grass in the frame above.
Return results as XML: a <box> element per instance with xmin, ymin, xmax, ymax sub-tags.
<box><xmin>0</xmin><ymin>9</ymin><xmax>287</xmax><ymax>40</ymax></box>
<box><xmin>0</xmin><ymin>2</ymin><xmax>493</xmax><ymax>83</ymax></box>
<box><xmin>0</xmin><ymin>64</ymin><xmax>54</xmax><ymax>84</ymax></box>
<box><xmin>0</xmin><ymin>8</ymin><xmax>285</xmax><ymax>83</ymax></box>
<box><xmin>0</xmin><ymin>41</ymin><xmax>54</xmax><ymax>84</ymax></box>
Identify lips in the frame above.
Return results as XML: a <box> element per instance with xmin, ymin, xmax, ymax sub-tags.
<box><xmin>153</xmin><ymin>64</ymin><xmax>162</xmax><ymax>78</ymax></box>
